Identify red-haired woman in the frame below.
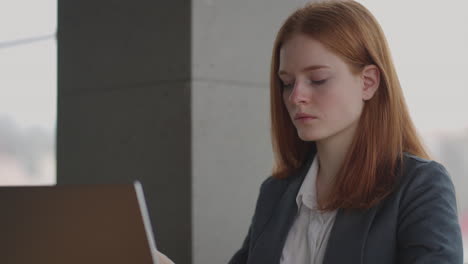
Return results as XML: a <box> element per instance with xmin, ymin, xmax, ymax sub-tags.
<box><xmin>229</xmin><ymin>1</ymin><xmax>463</xmax><ymax>263</ymax></box>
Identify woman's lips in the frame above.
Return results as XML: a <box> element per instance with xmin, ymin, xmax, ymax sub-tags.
<box><xmin>294</xmin><ymin>113</ymin><xmax>317</xmax><ymax>120</ymax></box>
<box><xmin>295</xmin><ymin>117</ymin><xmax>318</xmax><ymax>123</ymax></box>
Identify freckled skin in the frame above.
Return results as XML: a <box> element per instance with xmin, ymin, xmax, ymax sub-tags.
<box><xmin>279</xmin><ymin>34</ymin><xmax>365</xmax><ymax>143</ymax></box>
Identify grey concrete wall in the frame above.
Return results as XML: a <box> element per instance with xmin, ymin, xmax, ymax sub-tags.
<box><xmin>192</xmin><ymin>1</ymin><xmax>312</xmax><ymax>263</ymax></box>
<box><xmin>57</xmin><ymin>1</ymin><xmax>192</xmax><ymax>263</ymax></box>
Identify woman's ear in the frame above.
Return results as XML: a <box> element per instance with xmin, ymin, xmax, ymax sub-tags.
<box><xmin>361</xmin><ymin>64</ymin><xmax>380</xmax><ymax>101</ymax></box>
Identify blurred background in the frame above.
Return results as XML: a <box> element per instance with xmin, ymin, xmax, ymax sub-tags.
<box><xmin>0</xmin><ymin>0</ymin><xmax>466</xmax><ymax>263</ymax></box>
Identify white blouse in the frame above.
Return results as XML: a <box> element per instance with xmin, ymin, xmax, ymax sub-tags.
<box><xmin>280</xmin><ymin>154</ymin><xmax>337</xmax><ymax>264</ymax></box>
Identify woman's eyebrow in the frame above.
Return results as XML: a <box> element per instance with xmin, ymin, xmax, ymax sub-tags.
<box><xmin>278</xmin><ymin>65</ymin><xmax>330</xmax><ymax>76</ymax></box>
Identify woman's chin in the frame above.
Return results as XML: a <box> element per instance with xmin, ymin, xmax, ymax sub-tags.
<box><xmin>297</xmin><ymin>131</ymin><xmax>323</xmax><ymax>142</ymax></box>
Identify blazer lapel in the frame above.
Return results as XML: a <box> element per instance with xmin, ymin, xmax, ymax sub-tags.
<box><xmin>248</xmin><ymin>150</ymin><xmax>316</xmax><ymax>264</ymax></box>
<box><xmin>322</xmin><ymin>205</ymin><xmax>379</xmax><ymax>264</ymax></box>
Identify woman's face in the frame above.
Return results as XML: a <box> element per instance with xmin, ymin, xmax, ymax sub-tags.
<box><xmin>279</xmin><ymin>34</ymin><xmax>374</xmax><ymax>142</ymax></box>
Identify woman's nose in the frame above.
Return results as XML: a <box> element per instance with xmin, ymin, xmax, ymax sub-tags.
<box><xmin>288</xmin><ymin>80</ymin><xmax>311</xmax><ymax>105</ymax></box>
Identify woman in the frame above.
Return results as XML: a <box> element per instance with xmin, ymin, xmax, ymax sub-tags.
<box><xmin>229</xmin><ymin>0</ymin><xmax>463</xmax><ymax>263</ymax></box>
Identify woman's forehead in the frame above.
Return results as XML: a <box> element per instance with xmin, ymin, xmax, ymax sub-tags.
<box><xmin>279</xmin><ymin>36</ymin><xmax>342</xmax><ymax>74</ymax></box>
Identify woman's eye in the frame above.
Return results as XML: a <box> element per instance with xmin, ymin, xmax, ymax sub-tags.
<box><xmin>280</xmin><ymin>80</ymin><xmax>294</xmax><ymax>90</ymax></box>
<box><xmin>310</xmin><ymin>79</ymin><xmax>327</xmax><ymax>85</ymax></box>
<box><xmin>281</xmin><ymin>79</ymin><xmax>327</xmax><ymax>90</ymax></box>
<box><xmin>282</xmin><ymin>83</ymin><xmax>294</xmax><ymax>90</ymax></box>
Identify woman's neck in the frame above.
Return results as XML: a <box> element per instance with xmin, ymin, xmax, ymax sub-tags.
<box><xmin>315</xmin><ymin>120</ymin><xmax>359</xmax><ymax>203</ymax></box>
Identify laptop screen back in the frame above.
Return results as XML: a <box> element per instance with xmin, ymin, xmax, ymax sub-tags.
<box><xmin>0</xmin><ymin>183</ymin><xmax>158</xmax><ymax>264</ymax></box>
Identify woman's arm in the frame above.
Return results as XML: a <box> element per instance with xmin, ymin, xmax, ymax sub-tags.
<box><xmin>397</xmin><ymin>161</ymin><xmax>463</xmax><ymax>263</ymax></box>
<box><xmin>228</xmin><ymin>225</ymin><xmax>252</xmax><ymax>264</ymax></box>
<box><xmin>228</xmin><ymin>176</ymin><xmax>277</xmax><ymax>264</ymax></box>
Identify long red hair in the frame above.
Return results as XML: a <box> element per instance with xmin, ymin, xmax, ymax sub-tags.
<box><xmin>270</xmin><ymin>0</ymin><xmax>431</xmax><ymax>210</ymax></box>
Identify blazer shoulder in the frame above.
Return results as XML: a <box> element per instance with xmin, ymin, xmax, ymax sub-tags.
<box><xmin>402</xmin><ymin>152</ymin><xmax>432</xmax><ymax>166</ymax></box>
<box><xmin>256</xmin><ymin>176</ymin><xmax>290</xmax><ymax>207</ymax></box>
<box><xmin>398</xmin><ymin>152</ymin><xmax>457</xmax><ymax>214</ymax></box>
<box><xmin>259</xmin><ymin>175</ymin><xmax>287</xmax><ymax>189</ymax></box>
<box><xmin>400</xmin><ymin>152</ymin><xmax>453</xmax><ymax>187</ymax></box>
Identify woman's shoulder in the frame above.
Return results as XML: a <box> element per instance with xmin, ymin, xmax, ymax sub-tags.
<box><xmin>397</xmin><ymin>152</ymin><xmax>456</xmax><ymax>206</ymax></box>
<box><xmin>400</xmin><ymin>152</ymin><xmax>453</xmax><ymax>187</ymax></box>
<box><xmin>256</xmin><ymin>175</ymin><xmax>290</xmax><ymax>203</ymax></box>
<box><xmin>394</xmin><ymin>153</ymin><xmax>462</xmax><ymax>263</ymax></box>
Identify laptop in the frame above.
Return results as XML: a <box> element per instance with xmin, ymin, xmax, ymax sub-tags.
<box><xmin>0</xmin><ymin>181</ymin><xmax>160</xmax><ymax>264</ymax></box>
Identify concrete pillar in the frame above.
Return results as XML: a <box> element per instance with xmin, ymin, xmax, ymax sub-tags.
<box><xmin>57</xmin><ymin>1</ymin><xmax>191</xmax><ymax>263</ymax></box>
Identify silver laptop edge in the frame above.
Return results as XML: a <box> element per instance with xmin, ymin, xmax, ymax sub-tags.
<box><xmin>134</xmin><ymin>181</ymin><xmax>160</xmax><ymax>264</ymax></box>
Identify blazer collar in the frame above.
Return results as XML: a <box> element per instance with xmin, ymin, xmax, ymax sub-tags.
<box><xmin>249</xmin><ymin>147</ymin><xmax>316</xmax><ymax>263</ymax></box>
<box><xmin>250</xmin><ymin>147</ymin><xmax>379</xmax><ymax>264</ymax></box>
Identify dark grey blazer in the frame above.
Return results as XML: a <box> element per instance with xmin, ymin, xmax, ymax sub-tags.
<box><xmin>229</xmin><ymin>151</ymin><xmax>463</xmax><ymax>264</ymax></box>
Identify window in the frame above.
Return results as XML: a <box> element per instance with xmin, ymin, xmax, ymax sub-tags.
<box><xmin>0</xmin><ymin>0</ymin><xmax>57</xmax><ymax>185</ymax></box>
